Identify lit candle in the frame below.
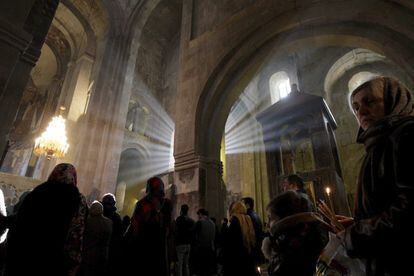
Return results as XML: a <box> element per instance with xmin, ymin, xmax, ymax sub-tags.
<box><xmin>325</xmin><ymin>186</ymin><xmax>334</xmax><ymax>212</ymax></box>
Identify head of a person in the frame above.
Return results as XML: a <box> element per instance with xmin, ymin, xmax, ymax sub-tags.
<box><xmin>351</xmin><ymin>78</ymin><xmax>386</xmax><ymax>131</ymax></box>
<box><xmin>197</xmin><ymin>208</ymin><xmax>209</xmax><ymax>220</ymax></box>
<box><xmin>282</xmin><ymin>174</ymin><xmax>305</xmax><ymax>192</ymax></box>
<box><xmin>180</xmin><ymin>204</ymin><xmax>189</xmax><ymax>216</ymax></box>
<box><xmin>146</xmin><ymin>177</ymin><xmax>165</xmax><ymax>199</ymax></box>
<box><xmin>48</xmin><ymin>163</ymin><xmax>77</xmax><ymax>186</ymax></box>
<box><xmin>350</xmin><ymin>76</ymin><xmax>414</xmax><ymax>131</ymax></box>
<box><xmin>241</xmin><ymin>197</ymin><xmax>254</xmax><ymax>211</ymax></box>
<box><xmin>266</xmin><ymin>191</ymin><xmax>311</xmax><ymax>226</ymax></box>
<box><xmin>89</xmin><ymin>200</ymin><xmax>104</xmax><ymax>217</ymax></box>
<box><xmin>102</xmin><ymin>193</ymin><xmax>116</xmax><ymax>207</ymax></box>
<box><xmin>122</xmin><ymin>215</ymin><xmax>130</xmax><ymax>224</ymax></box>
<box><xmin>229</xmin><ymin>201</ymin><xmax>248</xmax><ymax>218</ymax></box>
<box><xmin>222</xmin><ymin>217</ymin><xmax>228</xmax><ymax>224</ymax></box>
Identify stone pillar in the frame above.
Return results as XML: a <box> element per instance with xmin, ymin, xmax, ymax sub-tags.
<box><xmin>174</xmin><ymin>152</ymin><xmax>226</xmax><ymax>219</ymax></box>
<box><xmin>74</xmin><ymin>33</ymin><xmax>134</xmax><ymax>198</ymax></box>
<box><xmin>0</xmin><ymin>0</ymin><xmax>59</xmax><ymax>160</ymax></box>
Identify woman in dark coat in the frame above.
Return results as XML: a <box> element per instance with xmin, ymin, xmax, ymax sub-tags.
<box><xmin>79</xmin><ymin>201</ymin><xmax>112</xmax><ymax>276</ymax></box>
<box><xmin>223</xmin><ymin>201</ymin><xmax>257</xmax><ymax>276</ymax></box>
<box><xmin>126</xmin><ymin>176</ymin><xmax>173</xmax><ymax>276</ymax></box>
<box><xmin>5</xmin><ymin>163</ymin><xmax>87</xmax><ymax>276</ymax></box>
<box><xmin>342</xmin><ymin>76</ymin><xmax>414</xmax><ymax>275</ymax></box>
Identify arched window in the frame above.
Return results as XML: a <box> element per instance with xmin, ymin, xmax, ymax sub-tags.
<box><xmin>269</xmin><ymin>71</ymin><xmax>291</xmax><ymax>104</ymax></box>
<box><xmin>348</xmin><ymin>71</ymin><xmax>379</xmax><ymax>93</ymax></box>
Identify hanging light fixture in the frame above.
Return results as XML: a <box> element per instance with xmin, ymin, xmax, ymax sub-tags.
<box><xmin>34</xmin><ymin>107</ymin><xmax>69</xmax><ymax>160</ymax></box>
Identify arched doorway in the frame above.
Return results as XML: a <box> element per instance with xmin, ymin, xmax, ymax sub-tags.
<box><xmin>192</xmin><ymin>11</ymin><xmax>414</xmax><ymax>216</ymax></box>
<box><xmin>116</xmin><ymin>148</ymin><xmax>145</xmax><ymax>215</ymax></box>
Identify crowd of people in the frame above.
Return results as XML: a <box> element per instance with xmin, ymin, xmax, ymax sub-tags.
<box><xmin>0</xmin><ymin>76</ymin><xmax>413</xmax><ymax>276</ymax></box>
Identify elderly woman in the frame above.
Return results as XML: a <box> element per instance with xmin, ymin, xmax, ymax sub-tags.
<box><xmin>341</xmin><ymin>76</ymin><xmax>414</xmax><ymax>275</ymax></box>
<box><xmin>5</xmin><ymin>163</ymin><xmax>87</xmax><ymax>276</ymax></box>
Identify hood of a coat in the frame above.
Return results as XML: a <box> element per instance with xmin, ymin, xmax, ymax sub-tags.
<box><xmin>270</xmin><ymin>212</ymin><xmax>327</xmax><ymax>237</ymax></box>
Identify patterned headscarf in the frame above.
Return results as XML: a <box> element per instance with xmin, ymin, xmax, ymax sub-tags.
<box><xmin>229</xmin><ymin>201</ymin><xmax>256</xmax><ymax>252</ymax></box>
<box><xmin>48</xmin><ymin>163</ymin><xmax>77</xmax><ymax>186</ymax></box>
<box><xmin>351</xmin><ymin>77</ymin><xmax>414</xmax><ymax>147</ymax></box>
<box><xmin>146</xmin><ymin>177</ymin><xmax>165</xmax><ymax>199</ymax></box>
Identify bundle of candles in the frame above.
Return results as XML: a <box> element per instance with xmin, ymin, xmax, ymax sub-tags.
<box><xmin>316</xmin><ymin>199</ymin><xmax>344</xmax><ymax>233</ymax></box>
<box><xmin>315</xmin><ymin>200</ymin><xmax>345</xmax><ymax>275</ymax></box>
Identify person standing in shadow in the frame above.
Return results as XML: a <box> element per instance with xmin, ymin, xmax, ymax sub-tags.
<box><xmin>126</xmin><ymin>177</ymin><xmax>173</xmax><ymax>276</ymax></box>
<box><xmin>338</xmin><ymin>76</ymin><xmax>414</xmax><ymax>275</ymax></box>
<box><xmin>175</xmin><ymin>204</ymin><xmax>194</xmax><ymax>276</ymax></box>
<box><xmin>101</xmin><ymin>193</ymin><xmax>123</xmax><ymax>275</ymax></box>
<box><xmin>79</xmin><ymin>201</ymin><xmax>112</xmax><ymax>276</ymax></box>
<box><xmin>4</xmin><ymin>163</ymin><xmax>87</xmax><ymax>276</ymax></box>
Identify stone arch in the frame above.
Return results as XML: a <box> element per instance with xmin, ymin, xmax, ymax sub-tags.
<box><xmin>117</xmin><ymin>148</ymin><xmax>144</xmax><ymax>187</ymax></box>
<box><xmin>324</xmin><ymin>48</ymin><xmax>386</xmax><ymax>98</ymax></box>
<box><xmin>122</xmin><ymin>142</ymin><xmax>150</xmax><ymax>160</ymax></box>
<box><xmin>195</xmin><ymin>22</ymin><xmax>414</xmax><ymax>163</ymax></box>
<box><xmin>116</xmin><ymin>148</ymin><xmax>145</xmax><ymax>213</ymax></box>
<box><xmin>185</xmin><ymin>1</ymin><xmax>414</xmax><ymax>217</ymax></box>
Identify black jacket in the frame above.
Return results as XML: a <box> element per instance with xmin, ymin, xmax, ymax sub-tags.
<box><xmin>348</xmin><ymin>118</ymin><xmax>414</xmax><ymax>275</ymax></box>
<box><xmin>5</xmin><ymin>181</ymin><xmax>81</xmax><ymax>276</ymax></box>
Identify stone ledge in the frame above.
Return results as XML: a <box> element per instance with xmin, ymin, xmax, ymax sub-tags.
<box><xmin>174</xmin><ymin>151</ymin><xmax>222</xmax><ymax>171</ymax></box>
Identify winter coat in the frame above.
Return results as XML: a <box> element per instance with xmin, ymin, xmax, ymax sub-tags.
<box><xmin>346</xmin><ymin>117</ymin><xmax>414</xmax><ymax>275</ymax></box>
<box><xmin>223</xmin><ymin>216</ymin><xmax>257</xmax><ymax>276</ymax></box>
<box><xmin>5</xmin><ymin>180</ymin><xmax>84</xmax><ymax>276</ymax></box>
<box><xmin>80</xmin><ymin>202</ymin><xmax>112</xmax><ymax>276</ymax></box>
<box><xmin>262</xmin><ymin>212</ymin><xmax>328</xmax><ymax>276</ymax></box>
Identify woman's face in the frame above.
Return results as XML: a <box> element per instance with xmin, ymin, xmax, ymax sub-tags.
<box><xmin>267</xmin><ymin>209</ymin><xmax>279</xmax><ymax>228</ymax></box>
<box><xmin>352</xmin><ymin>85</ymin><xmax>385</xmax><ymax>131</ymax></box>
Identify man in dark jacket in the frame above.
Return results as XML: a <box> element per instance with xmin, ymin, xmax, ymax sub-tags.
<box><xmin>193</xmin><ymin>209</ymin><xmax>216</xmax><ymax>276</ymax></box>
<box><xmin>341</xmin><ymin>76</ymin><xmax>414</xmax><ymax>275</ymax></box>
<box><xmin>175</xmin><ymin>204</ymin><xmax>194</xmax><ymax>276</ymax></box>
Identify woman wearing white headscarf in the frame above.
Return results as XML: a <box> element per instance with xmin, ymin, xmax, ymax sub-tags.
<box><xmin>342</xmin><ymin>76</ymin><xmax>414</xmax><ymax>275</ymax></box>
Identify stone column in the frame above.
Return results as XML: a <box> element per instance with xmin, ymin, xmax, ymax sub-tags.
<box><xmin>0</xmin><ymin>0</ymin><xmax>59</xmax><ymax>159</ymax></box>
<box><xmin>174</xmin><ymin>152</ymin><xmax>226</xmax><ymax>219</ymax></box>
<box><xmin>74</xmin><ymin>32</ymin><xmax>134</xmax><ymax>199</ymax></box>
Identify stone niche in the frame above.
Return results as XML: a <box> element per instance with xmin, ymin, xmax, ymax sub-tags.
<box><xmin>257</xmin><ymin>88</ymin><xmax>350</xmax><ymax>215</ymax></box>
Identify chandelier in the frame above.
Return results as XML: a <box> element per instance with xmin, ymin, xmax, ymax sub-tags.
<box><xmin>34</xmin><ymin>114</ymin><xmax>69</xmax><ymax>160</ymax></box>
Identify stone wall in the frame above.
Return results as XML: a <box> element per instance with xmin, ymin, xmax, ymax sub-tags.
<box><xmin>0</xmin><ymin>172</ymin><xmax>41</xmax><ymax>211</ymax></box>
